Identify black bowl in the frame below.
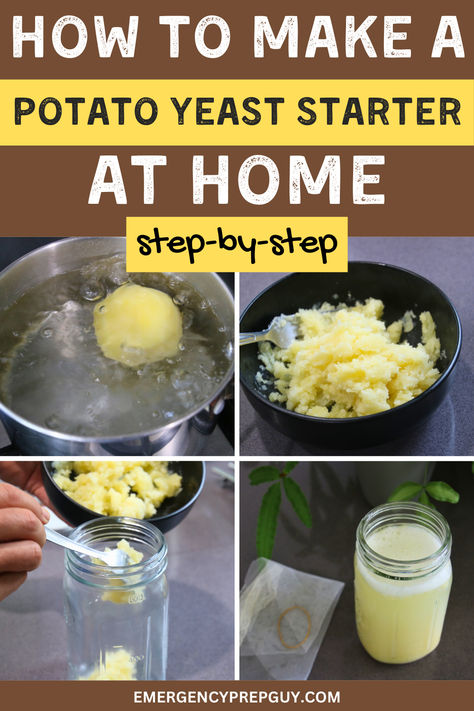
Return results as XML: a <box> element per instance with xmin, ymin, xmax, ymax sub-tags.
<box><xmin>240</xmin><ymin>263</ymin><xmax>462</xmax><ymax>449</ymax></box>
<box><xmin>42</xmin><ymin>461</ymin><xmax>205</xmax><ymax>532</ymax></box>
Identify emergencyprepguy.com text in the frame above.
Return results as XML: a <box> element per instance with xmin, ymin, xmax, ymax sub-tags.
<box><xmin>133</xmin><ymin>689</ymin><xmax>341</xmax><ymax>704</ymax></box>
<box><xmin>126</xmin><ymin>217</ymin><xmax>348</xmax><ymax>272</ymax></box>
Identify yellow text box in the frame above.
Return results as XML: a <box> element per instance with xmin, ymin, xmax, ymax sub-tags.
<box><xmin>126</xmin><ymin>217</ymin><xmax>348</xmax><ymax>272</ymax></box>
<box><xmin>1</xmin><ymin>79</ymin><xmax>472</xmax><ymax>146</ymax></box>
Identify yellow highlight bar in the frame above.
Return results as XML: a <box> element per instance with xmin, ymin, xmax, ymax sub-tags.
<box><xmin>1</xmin><ymin>79</ymin><xmax>472</xmax><ymax>146</ymax></box>
<box><xmin>126</xmin><ymin>217</ymin><xmax>348</xmax><ymax>272</ymax></box>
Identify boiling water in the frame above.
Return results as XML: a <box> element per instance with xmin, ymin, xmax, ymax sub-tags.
<box><xmin>0</xmin><ymin>256</ymin><xmax>232</xmax><ymax>437</ymax></box>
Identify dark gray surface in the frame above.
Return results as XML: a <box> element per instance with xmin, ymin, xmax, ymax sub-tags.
<box><xmin>0</xmin><ymin>467</ymin><xmax>234</xmax><ymax>680</ymax></box>
<box><xmin>239</xmin><ymin>237</ymin><xmax>474</xmax><ymax>456</ymax></box>
<box><xmin>240</xmin><ymin>461</ymin><xmax>474</xmax><ymax>680</ymax></box>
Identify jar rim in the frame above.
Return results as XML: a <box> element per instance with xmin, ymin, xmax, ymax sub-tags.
<box><xmin>66</xmin><ymin>516</ymin><xmax>167</xmax><ymax>585</ymax></box>
<box><xmin>356</xmin><ymin>501</ymin><xmax>451</xmax><ymax>579</ymax></box>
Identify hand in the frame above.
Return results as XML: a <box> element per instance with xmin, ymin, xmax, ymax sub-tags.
<box><xmin>0</xmin><ymin>461</ymin><xmax>49</xmax><ymax>506</ymax></box>
<box><xmin>0</xmin><ymin>482</ymin><xmax>49</xmax><ymax>601</ymax></box>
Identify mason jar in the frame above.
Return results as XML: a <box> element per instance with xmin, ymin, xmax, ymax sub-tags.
<box><xmin>354</xmin><ymin>501</ymin><xmax>452</xmax><ymax>664</ymax></box>
<box><xmin>64</xmin><ymin>517</ymin><xmax>168</xmax><ymax>680</ymax></box>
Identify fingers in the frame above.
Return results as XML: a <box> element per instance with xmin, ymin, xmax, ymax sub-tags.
<box><xmin>0</xmin><ymin>571</ymin><xmax>27</xmax><ymax>602</ymax></box>
<box><xmin>0</xmin><ymin>483</ymin><xmax>48</xmax><ymax>601</ymax></box>
<box><xmin>0</xmin><ymin>539</ymin><xmax>43</xmax><ymax>572</ymax></box>
<box><xmin>29</xmin><ymin>483</ymin><xmax>52</xmax><ymax>509</ymax></box>
<box><xmin>0</xmin><ymin>507</ymin><xmax>46</xmax><ymax>547</ymax></box>
<box><xmin>0</xmin><ymin>482</ymin><xmax>50</xmax><ymax>525</ymax></box>
<box><xmin>0</xmin><ymin>461</ymin><xmax>42</xmax><ymax>492</ymax></box>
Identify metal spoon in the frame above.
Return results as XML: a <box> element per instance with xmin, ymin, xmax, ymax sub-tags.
<box><xmin>240</xmin><ymin>315</ymin><xmax>299</xmax><ymax>349</ymax></box>
<box><xmin>45</xmin><ymin>527</ymin><xmax>130</xmax><ymax>567</ymax></box>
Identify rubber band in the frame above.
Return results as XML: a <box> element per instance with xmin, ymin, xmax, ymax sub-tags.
<box><xmin>277</xmin><ymin>605</ymin><xmax>312</xmax><ymax>650</ymax></box>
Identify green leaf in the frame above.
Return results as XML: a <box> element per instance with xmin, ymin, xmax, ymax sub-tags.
<box><xmin>249</xmin><ymin>466</ymin><xmax>280</xmax><ymax>485</ymax></box>
<box><xmin>283</xmin><ymin>476</ymin><xmax>312</xmax><ymax>527</ymax></box>
<box><xmin>283</xmin><ymin>462</ymin><xmax>298</xmax><ymax>474</ymax></box>
<box><xmin>419</xmin><ymin>490</ymin><xmax>435</xmax><ymax>509</ymax></box>
<box><xmin>256</xmin><ymin>482</ymin><xmax>281</xmax><ymax>558</ymax></box>
<box><xmin>426</xmin><ymin>481</ymin><xmax>460</xmax><ymax>504</ymax></box>
<box><xmin>387</xmin><ymin>481</ymin><xmax>423</xmax><ymax>502</ymax></box>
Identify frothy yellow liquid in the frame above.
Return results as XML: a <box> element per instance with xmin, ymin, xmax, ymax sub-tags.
<box><xmin>355</xmin><ymin>524</ymin><xmax>452</xmax><ymax>664</ymax></box>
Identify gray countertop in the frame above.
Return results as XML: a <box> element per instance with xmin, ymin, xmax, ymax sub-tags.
<box><xmin>0</xmin><ymin>466</ymin><xmax>234</xmax><ymax>681</ymax></box>
<box><xmin>240</xmin><ymin>461</ymin><xmax>474</xmax><ymax>680</ymax></box>
<box><xmin>240</xmin><ymin>237</ymin><xmax>474</xmax><ymax>456</ymax></box>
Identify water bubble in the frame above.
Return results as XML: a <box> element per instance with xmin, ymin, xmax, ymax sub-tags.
<box><xmin>45</xmin><ymin>414</ymin><xmax>61</xmax><ymax>430</ymax></box>
<box><xmin>182</xmin><ymin>309</ymin><xmax>194</xmax><ymax>329</ymax></box>
<box><xmin>156</xmin><ymin>372</ymin><xmax>166</xmax><ymax>384</ymax></box>
<box><xmin>178</xmin><ymin>343</ymin><xmax>186</xmax><ymax>351</ymax></box>
<box><xmin>80</xmin><ymin>281</ymin><xmax>105</xmax><ymax>302</ymax></box>
<box><xmin>171</xmin><ymin>369</ymin><xmax>184</xmax><ymax>387</ymax></box>
<box><xmin>41</xmin><ymin>328</ymin><xmax>53</xmax><ymax>339</ymax></box>
<box><xmin>167</xmin><ymin>277</ymin><xmax>181</xmax><ymax>290</ymax></box>
<box><xmin>218</xmin><ymin>325</ymin><xmax>226</xmax><ymax>333</ymax></box>
<box><xmin>109</xmin><ymin>265</ymin><xmax>128</xmax><ymax>286</ymax></box>
<box><xmin>172</xmin><ymin>292</ymin><xmax>187</xmax><ymax>306</ymax></box>
<box><xmin>171</xmin><ymin>369</ymin><xmax>195</xmax><ymax>390</ymax></box>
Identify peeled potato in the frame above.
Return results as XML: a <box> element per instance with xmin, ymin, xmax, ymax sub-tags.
<box><xmin>94</xmin><ymin>283</ymin><xmax>182</xmax><ymax>367</ymax></box>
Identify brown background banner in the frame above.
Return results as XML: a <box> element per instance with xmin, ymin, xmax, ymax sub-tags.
<box><xmin>0</xmin><ymin>146</ymin><xmax>471</xmax><ymax>237</ymax></box>
<box><xmin>1</xmin><ymin>0</ymin><xmax>473</xmax><ymax>80</ymax></box>
<box><xmin>1</xmin><ymin>681</ymin><xmax>473</xmax><ymax>710</ymax></box>
<box><xmin>0</xmin><ymin>0</ymin><xmax>473</xmax><ymax>236</ymax></box>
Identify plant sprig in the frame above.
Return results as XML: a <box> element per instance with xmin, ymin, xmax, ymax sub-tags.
<box><xmin>388</xmin><ymin>480</ymin><xmax>459</xmax><ymax>509</ymax></box>
<box><xmin>250</xmin><ymin>462</ymin><xmax>311</xmax><ymax>558</ymax></box>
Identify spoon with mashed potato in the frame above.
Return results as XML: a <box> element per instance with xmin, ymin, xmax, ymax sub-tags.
<box><xmin>45</xmin><ymin>527</ymin><xmax>130</xmax><ymax>566</ymax></box>
<box><xmin>93</xmin><ymin>283</ymin><xmax>183</xmax><ymax>367</ymax></box>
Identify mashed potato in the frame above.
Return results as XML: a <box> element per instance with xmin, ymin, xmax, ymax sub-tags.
<box><xmin>115</xmin><ymin>539</ymin><xmax>143</xmax><ymax>564</ymax></box>
<box><xmin>258</xmin><ymin>298</ymin><xmax>440</xmax><ymax>418</ymax></box>
<box><xmin>80</xmin><ymin>649</ymin><xmax>136</xmax><ymax>680</ymax></box>
<box><xmin>94</xmin><ymin>540</ymin><xmax>145</xmax><ymax>605</ymax></box>
<box><xmin>94</xmin><ymin>283</ymin><xmax>183</xmax><ymax>367</ymax></box>
<box><xmin>53</xmin><ymin>460</ymin><xmax>182</xmax><ymax>518</ymax></box>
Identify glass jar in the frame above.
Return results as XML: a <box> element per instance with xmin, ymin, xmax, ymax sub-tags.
<box><xmin>354</xmin><ymin>501</ymin><xmax>452</xmax><ymax>664</ymax></box>
<box><xmin>64</xmin><ymin>517</ymin><xmax>168</xmax><ymax>680</ymax></box>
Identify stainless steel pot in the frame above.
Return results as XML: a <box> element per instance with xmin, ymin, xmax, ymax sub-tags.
<box><xmin>0</xmin><ymin>237</ymin><xmax>234</xmax><ymax>455</ymax></box>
